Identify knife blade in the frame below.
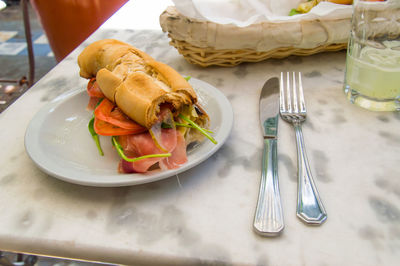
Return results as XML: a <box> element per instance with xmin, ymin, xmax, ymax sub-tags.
<box><xmin>253</xmin><ymin>77</ymin><xmax>284</xmax><ymax>236</ymax></box>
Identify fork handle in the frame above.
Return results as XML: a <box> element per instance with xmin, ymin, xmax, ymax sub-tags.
<box><xmin>294</xmin><ymin>123</ymin><xmax>327</xmax><ymax>225</ymax></box>
<box><xmin>253</xmin><ymin>138</ymin><xmax>284</xmax><ymax>236</ymax></box>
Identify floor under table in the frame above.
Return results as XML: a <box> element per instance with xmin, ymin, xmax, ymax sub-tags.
<box><xmin>0</xmin><ymin>1</ymin><xmax>56</xmax><ymax>114</ymax></box>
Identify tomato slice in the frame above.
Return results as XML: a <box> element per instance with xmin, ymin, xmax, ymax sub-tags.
<box><xmin>94</xmin><ymin>98</ymin><xmax>146</xmax><ymax>131</ymax></box>
<box><xmin>94</xmin><ymin>117</ymin><xmax>146</xmax><ymax>136</ymax></box>
<box><xmin>87</xmin><ymin>78</ymin><xmax>105</xmax><ymax>98</ymax></box>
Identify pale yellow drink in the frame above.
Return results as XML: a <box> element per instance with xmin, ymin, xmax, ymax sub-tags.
<box><xmin>343</xmin><ymin>0</ymin><xmax>400</xmax><ymax>111</ymax></box>
<box><xmin>344</xmin><ymin>41</ymin><xmax>400</xmax><ymax>111</ymax></box>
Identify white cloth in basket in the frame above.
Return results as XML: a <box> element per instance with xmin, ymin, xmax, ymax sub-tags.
<box><xmin>172</xmin><ymin>0</ymin><xmax>352</xmax><ymax>27</ymax></box>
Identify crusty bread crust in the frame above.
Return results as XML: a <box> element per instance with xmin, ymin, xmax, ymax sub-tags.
<box><xmin>78</xmin><ymin>39</ymin><xmax>197</xmax><ymax>128</ymax></box>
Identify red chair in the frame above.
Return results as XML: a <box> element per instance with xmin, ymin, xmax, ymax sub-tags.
<box><xmin>31</xmin><ymin>0</ymin><xmax>128</xmax><ymax>62</ymax></box>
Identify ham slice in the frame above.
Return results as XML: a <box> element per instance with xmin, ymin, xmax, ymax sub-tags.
<box><xmin>118</xmin><ymin>129</ymin><xmax>187</xmax><ymax>173</ymax></box>
<box><xmin>87</xmin><ymin>96</ymin><xmax>102</xmax><ymax>111</ymax></box>
<box><xmin>159</xmin><ymin>131</ymin><xmax>187</xmax><ymax>170</ymax></box>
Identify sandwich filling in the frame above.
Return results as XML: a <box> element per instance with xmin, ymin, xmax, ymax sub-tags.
<box><xmin>79</xmin><ymin>39</ymin><xmax>215</xmax><ymax>173</ymax></box>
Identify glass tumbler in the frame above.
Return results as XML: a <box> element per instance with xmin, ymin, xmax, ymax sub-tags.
<box><xmin>344</xmin><ymin>0</ymin><xmax>400</xmax><ymax>111</ymax></box>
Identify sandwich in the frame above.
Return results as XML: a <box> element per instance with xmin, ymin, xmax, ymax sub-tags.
<box><xmin>78</xmin><ymin>39</ymin><xmax>215</xmax><ymax>173</ymax></box>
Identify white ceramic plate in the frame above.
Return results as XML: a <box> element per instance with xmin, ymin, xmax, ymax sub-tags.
<box><xmin>25</xmin><ymin>78</ymin><xmax>233</xmax><ymax>187</ymax></box>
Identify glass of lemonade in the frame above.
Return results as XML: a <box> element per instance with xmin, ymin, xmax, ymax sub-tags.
<box><xmin>344</xmin><ymin>0</ymin><xmax>400</xmax><ymax>111</ymax></box>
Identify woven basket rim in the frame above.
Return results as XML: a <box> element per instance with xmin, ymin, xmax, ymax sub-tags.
<box><xmin>168</xmin><ymin>37</ymin><xmax>347</xmax><ymax>67</ymax></box>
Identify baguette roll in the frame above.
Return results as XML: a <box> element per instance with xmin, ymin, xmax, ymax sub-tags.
<box><xmin>78</xmin><ymin>39</ymin><xmax>209</xmax><ymax>143</ymax></box>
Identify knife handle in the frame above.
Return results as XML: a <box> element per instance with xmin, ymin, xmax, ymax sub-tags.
<box><xmin>253</xmin><ymin>138</ymin><xmax>284</xmax><ymax>236</ymax></box>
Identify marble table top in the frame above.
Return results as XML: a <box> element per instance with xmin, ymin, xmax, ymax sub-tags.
<box><xmin>0</xmin><ymin>1</ymin><xmax>399</xmax><ymax>265</ymax></box>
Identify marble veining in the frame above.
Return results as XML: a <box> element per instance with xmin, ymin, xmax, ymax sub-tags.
<box><xmin>304</xmin><ymin>70</ymin><xmax>321</xmax><ymax>78</ymax></box>
<box><xmin>393</xmin><ymin>112</ymin><xmax>400</xmax><ymax>121</ymax></box>
<box><xmin>39</xmin><ymin>76</ymin><xmax>81</xmax><ymax>102</ymax></box>
<box><xmin>269</xmin><ymin>58</ymin><xmax>285</xmax><ymax>66</ymax></box>
<box><xmin>302</xmin><ymin>118</ymin><xmax>315</xmax><ymax>130</ymax></box>
<box><xmin>369</xmin><ymin>197</ymin><xmax>400</xmax><ymax>223</ymax></box>
<box><xmin>287</xmin><ymin>56</ymin><xmax>303</xmax><ymax>64</ymax></box>
<box><xmin>332</xmin><ymin>113</ymin><xmax>347</xmax><ymax>124</ymax></box>
<box><xmin>0</xmin><ymin>2</ymin><xmax>399</xmax><ymax>265</ymax></box>
<box><xmin>233</xmin><ymin>64</ymin><xmax>249</xmax><ymax>79</ymax></box>
<box><xmin>375</xmin><ymin>178</ymin><xmax>400</xmax><ymax>199</ymax></box>
<box><xmin>278</xmin><ymin>154</ymin><xmax>296</xmax><ymax>182</ymax></box>
<box><xmin>378</xmin><ymin>131</ymin><xmax>400</xmax><ymax>143</ymax></box>
<box><xmin>359</xmin><ymin>225</ymin><xmax>384</xmax><ymax>240</ymax></box>
<box><xmin>311</xmin><ymin>150</ymin><xmax>332</xmax><ymax>183</ymax></box>
<box><xmin>358</xmin><ymin>225</ymin><xmax>385</xmax><ymax>250</ymax></box>
<box><xmin>212</xmin><ymin>137</ymin><xmax>261</xmax><ymax>178</ymax></box>
<box><xmin>0</xmin><ymin>173</ymin><xmax>16</xmax><ymax>185</ymax></box>
<box><xmin>376</xmin><ymin>115</ymin><xmax>390</xmax><ymax>123</ymax></box>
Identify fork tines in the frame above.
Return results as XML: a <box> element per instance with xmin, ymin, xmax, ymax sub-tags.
<box><xmin>280</xmin><ymin>72</ymin><xmax>306</xmax><ymax>117</ymax></box>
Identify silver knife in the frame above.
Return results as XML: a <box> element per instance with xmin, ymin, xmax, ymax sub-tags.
<box><xmin>253</xmin><ymin>77</ymin><xmax>284</xmax><ymax>236</ymax></box>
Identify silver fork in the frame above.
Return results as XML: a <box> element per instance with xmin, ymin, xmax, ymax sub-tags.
<box><xmin>279</xmin><ymin>72</ymin><xmax>327</xmax><ymax>225</ymax></box>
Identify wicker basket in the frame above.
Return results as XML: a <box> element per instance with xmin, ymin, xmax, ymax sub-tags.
<box><xmin>160</xmin><ymin>6</ymin><xmax>350</xmax><ymax>67</ymax></box>
<box><xmin>169</xmin><ymin>38</ymin><xmax>347</xmax><ymax>67</ymax></box>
